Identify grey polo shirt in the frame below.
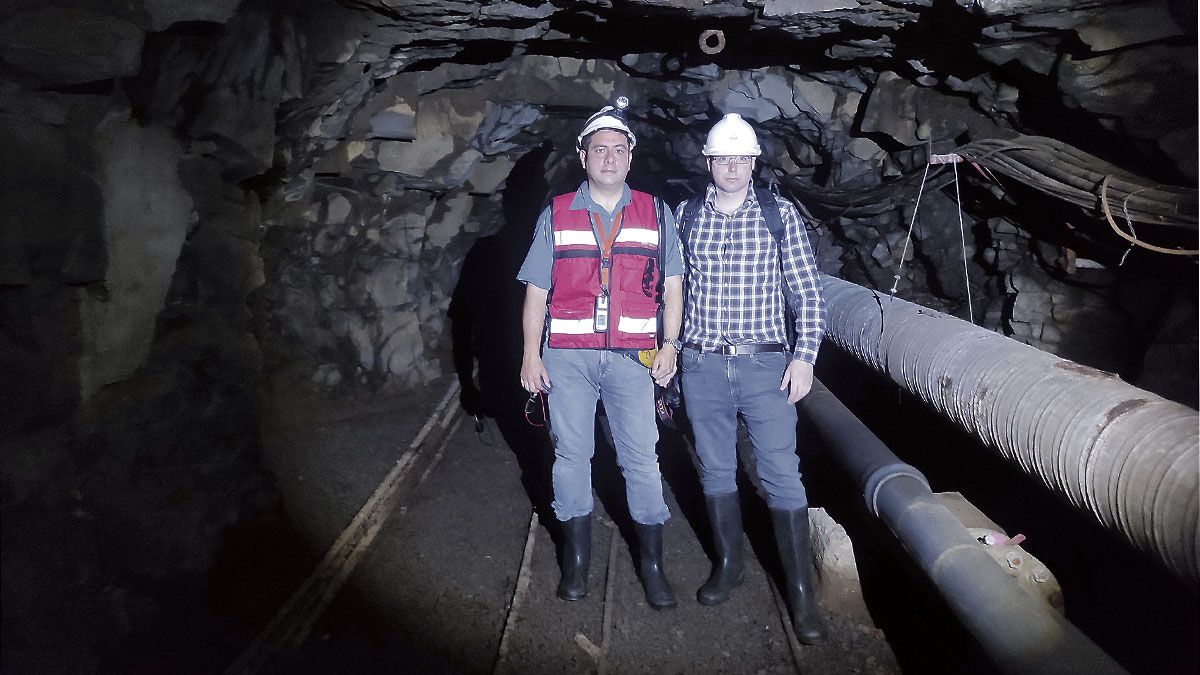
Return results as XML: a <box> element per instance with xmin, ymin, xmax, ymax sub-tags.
<box><xmin>517</xmin><ymin>181</ymin><xmax>683</xmax><ymax>290</ymax></box>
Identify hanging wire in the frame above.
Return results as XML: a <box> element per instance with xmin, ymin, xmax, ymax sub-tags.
<box><xmin>1100</xmin><ymin>175</ymin><xmax>1199</xmax><ymax>256</ymax></box>
<box><xmin>890</xmin><ymin>160</ymin><xmax>932</xmax><ymax>298</ymax></box>
<box><xmin>1118</xmin><ymin>221</ymin><xmax>1137</xmax><ymax>267</ymax></box>
<box><xmin>1119</xmin><ymin>184</ymin><xmax>1146</xmax><ymax>266</ymax></box>
<box><xmin>952</xmin><ymin>160</ymin><xmax>976</xmax><ymax>324</ymax></box>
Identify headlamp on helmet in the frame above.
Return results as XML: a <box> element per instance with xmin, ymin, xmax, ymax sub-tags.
<box><xmin>577</xmin><ymin>96</ymin><xmax>637</xmax><ymax>152</ymax></box>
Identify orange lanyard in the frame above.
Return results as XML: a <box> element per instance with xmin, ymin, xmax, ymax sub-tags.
<box><xmin>591</xmin><ymin>210</ymin><xmax>623</xmax><ymax>291</ymax></box>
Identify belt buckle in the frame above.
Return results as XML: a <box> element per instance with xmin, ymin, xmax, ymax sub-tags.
<box><xmin>719</xmin><ymin>344</ymin><xmax>738</xmax><ymax>356</ymax></box>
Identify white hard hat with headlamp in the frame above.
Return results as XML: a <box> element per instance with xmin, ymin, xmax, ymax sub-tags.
<box><xmin>576</xmin><ymin>96</ymin><xmax>637</xmax><ymax>151</ymax></box>
<box><xmin>702</xmin><ymin>113</ymin><xmax>762</xmax><ymax>157</ymax></box>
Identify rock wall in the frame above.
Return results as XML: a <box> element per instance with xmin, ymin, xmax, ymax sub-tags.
<box><xmin>77</xmin><ymin>120</ymin><xmax>193</xmax><ymax>400</ymax></box>
<box><xmin>266</xmin><ymin>55</ymin><xmax>641</xmax><ymax>389</ymax></box>
<box><xmin>1</xmin><ymin>1</ymin><xmax>297</xmax><ymax>666</ymax></box>
<box><xmin>266</xmin><ymin>12</ymin><xmax>1196</xmax><ymax>402</ymax></box>
<box><xmin>3</xmin><ymin>0</ymin><xmax>1192</xmax><ymax>429</ymax></box>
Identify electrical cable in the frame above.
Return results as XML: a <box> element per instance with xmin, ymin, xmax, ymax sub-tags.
<box><xmin>889</xmin><ymin>161</ymin><xmax>931</xmax><ymax>297</ymax></box>
<box><xmin>951</xmin><ymin>160</ymin><xmax>975</xmax><ymax>323</ymax></box>
<box><xmin>779</xmin><ymin>135</ymin><xmax>1197</xmax><ymax>257</ymax></box>
<box><xmin>1100</xmin><ymin>175</ymin><xmax>1199</xmax><ymax>256</ymax></box>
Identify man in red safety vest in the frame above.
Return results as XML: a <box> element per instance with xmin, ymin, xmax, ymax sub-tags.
<box><xmin>518</xmin><ymin>99</ymin><xmax>684</xmax><ymax>610</ymax></box>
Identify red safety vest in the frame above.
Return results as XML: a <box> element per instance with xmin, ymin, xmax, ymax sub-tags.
<box><xmin>547</xmin><ymin>190</ymin><xmax>661</xmax><ymax>349</ymax></box>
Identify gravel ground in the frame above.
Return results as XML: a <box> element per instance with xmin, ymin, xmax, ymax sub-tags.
<box><xmin>254</xmin><ymin>375</ymin><xmax>900</xmax><ymax>674</ymax></box>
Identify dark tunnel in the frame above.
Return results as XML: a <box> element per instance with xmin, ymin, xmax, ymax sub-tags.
<box><xmin>0</xmin><ymin>0</ymin><xmax>1197</xmax><ymax>673</ymax></box>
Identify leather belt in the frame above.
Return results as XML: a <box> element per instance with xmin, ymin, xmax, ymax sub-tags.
<box><xmin>684</xmin><ymin>342</ymin><xmax>786</xmax><ymax>356</ymax></box>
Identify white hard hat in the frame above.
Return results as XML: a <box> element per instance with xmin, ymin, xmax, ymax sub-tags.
<box><xmin>576</xmin><ymin>97</ymin><xmax>637</xmax><ymax>151</ymax></box>
<box><xmin>702</xmin><ymin>113</ymin><xmax>761</xmax><ymax>157</ymax></box>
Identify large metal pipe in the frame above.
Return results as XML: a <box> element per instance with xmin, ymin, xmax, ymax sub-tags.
<box><xmin>800</xmin><ymin>380</ymin><xmax>1126</xmax><ymax>674</ymax></box>
<box><xmin>819</xmin><ymin>274</ymin><xmax>1199</xmax><ymax>584</ymax></box>
<box><xmin>796</xmin><ymin>381</ymin><xmax>1123</xmax><ymax>667</ymax></box>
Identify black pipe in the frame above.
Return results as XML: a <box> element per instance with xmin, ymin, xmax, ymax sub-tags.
<box><xmin>800</xmin><ymin>379</ymin><xmax>1126</xmax><ymax>674</ymax></box>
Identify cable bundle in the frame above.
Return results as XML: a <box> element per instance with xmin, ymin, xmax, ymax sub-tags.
<box><xmin>780</xmin><ymin>135</ymin><xmax>1198</xmax><ymax>255</ymax></box>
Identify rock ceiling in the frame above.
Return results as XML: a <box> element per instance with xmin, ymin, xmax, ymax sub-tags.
<box><xmin>0</xmin><ymin>0</ymin><xmax>1195</xmax><ymax>401</ymax></box>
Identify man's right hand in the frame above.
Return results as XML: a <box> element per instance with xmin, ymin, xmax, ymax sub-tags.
<box><xmin>520</xmin><ymin>355</ymin><xmax>552</xmax><ymax>394</ymax></box>
<box><xmin>519</xmin><ymin>284</ymin><xmax>552</xmax><ymax>394</ymax></box>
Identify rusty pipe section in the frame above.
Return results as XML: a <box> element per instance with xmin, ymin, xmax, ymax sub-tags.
<box><xmin>820</xmin><ymin>274</ymin><xmax>1199</xmax><ymax>584</ymax></box>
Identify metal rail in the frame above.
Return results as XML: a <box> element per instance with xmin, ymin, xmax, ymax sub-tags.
<box><xmin>819</xmin><ymin>274</ymin><xmax>1199</xmax><ymax>584</ymax></box>
<box><xmin>226</xmin><ymin>382</ymin><xmax>462</xmax><ymax>674</ymax></box>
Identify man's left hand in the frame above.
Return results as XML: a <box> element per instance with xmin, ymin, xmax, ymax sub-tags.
<box><xmin>651</xmin><ymin>344</ymin><xmax>678</xmax><ymax>387</ymax></box>
<box><xmin>780</xmin><ymin>359</ymin><xmax>814</xmax><ymax>404</ymax></box>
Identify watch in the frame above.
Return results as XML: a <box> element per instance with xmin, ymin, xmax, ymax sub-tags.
<box><xmin>663</xmin><ymin>338</ymin><xmax>683</xmax><ymax>351</ymax></box>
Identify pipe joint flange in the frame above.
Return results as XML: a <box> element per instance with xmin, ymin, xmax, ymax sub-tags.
<box><xmin>699</xmin><ymin>29</ymin><xmax>725</xmax><ymax>55</ymax></box>
<box><xmin>864</xmin><ymin>464</ymin><xmax>930</xmax><ymax>517</ymax></box>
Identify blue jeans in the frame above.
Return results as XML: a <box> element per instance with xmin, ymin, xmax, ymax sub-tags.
<box><xmin>542</xmin><ymin>347</ymin><xmax>670</xmax><ymax>525</ymax></box>
<box><xmin>679</xmin><ymin>348</ymin><xmax>808</xmax><ymax>510</ymax></box>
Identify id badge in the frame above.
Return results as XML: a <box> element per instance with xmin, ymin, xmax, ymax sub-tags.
<box><xmin>593</xmin><ymin>294</ymin><xmax>609</xmax><ymax>332</ymax></box>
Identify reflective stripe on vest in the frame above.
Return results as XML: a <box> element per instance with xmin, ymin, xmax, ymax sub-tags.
<box><xmin>617</xmin><ymin>315</ymin><xmax>657</xmax><ymax>334</ymax></box>
<box><xmin>553</xmin><ymin>230</ymin><xmax>598</xmax><ymax>247</ymax></box>
<box><xmin>547</xmin><ymin>189</ymin><xmax>661</xmax><ymax>350</ymax></box>
<box><xmin>614</xmin><ymin>227</ymin><xmax>658</xmax><ymax>246</ymax></box>
<box><xmin>548</xmin><ymin>314</ymin><xmax>659</xmax><ymax>336</ymax></box>
<box><xmin>548</xmin><ymin>317</ymin><xmax>598</xmax><ymax>335</ymax></box>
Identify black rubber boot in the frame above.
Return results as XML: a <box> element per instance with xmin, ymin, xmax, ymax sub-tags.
<box><xmin>634</xmin><ymin>523</ymin><xmax>677</xmax><ymax>610</ymax></box>
<box><xmin>556</xmin><ymin>515</ymin><xmax>591</xmax><ymax>601</ymax></box>
<box><xmin>771</xmin><ymin>508</ymin><xmax>826</xmax><ymax>645</ymax></box>
<box><xmin>697</xmin><ymin>492</ymin><xmax>745</xmax><ymax>605</ymax></box>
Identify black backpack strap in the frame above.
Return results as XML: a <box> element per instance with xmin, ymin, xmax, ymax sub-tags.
<box><xmin>754</xmin><ymin>187</ymin><xmax>785</xmax><ymax>247</ymax></box>
<box><xmin>680</xmin><ymin>194</ymin><xmax>704</xmax><ymax>245</ymax></box>
<box><xmin>654</xmin><ymin>196</ymin><xmax>666</xmax><ymax>299</ymax></box>
<box><xmin>755</xmin><ymin>186</ymin><xmax>803</xmax><ymax>349</ymax></box>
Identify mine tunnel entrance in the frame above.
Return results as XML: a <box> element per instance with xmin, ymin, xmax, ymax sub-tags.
<box><xmin>1</xmin><ymin>0</ymin><xmax>1197</xmax><ymax>673</ymax></box>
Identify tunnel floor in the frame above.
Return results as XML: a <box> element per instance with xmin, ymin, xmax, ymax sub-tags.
<box><xmin>227</xmin><ymin>373</ymin><xmax>902</xmax><ymax>674</ymax></box>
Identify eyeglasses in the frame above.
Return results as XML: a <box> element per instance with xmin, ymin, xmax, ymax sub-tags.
<box><xmin>710</xmin><ymin>156</ymin><xmax>754</xmax><ymax>165</ymax></box>
<box><xmin>524</xmin><ymin>391</ymin><xmax>546</xmax><ymax>427</ymax></box>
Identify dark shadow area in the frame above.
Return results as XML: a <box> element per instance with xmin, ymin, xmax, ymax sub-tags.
<box><xmin>90</xmin><ymin>498</ymin><xmax>318</xmax><ymax>674</ymax></box>
<box><xmin>654</xmin><ymin>421</ymin><xmax>708</xmax><ymax>557</ymax></box>
<box><xmin>275</xmin><ymin>582</ymin><xmax>459</xmax><ymax>675</ymax></box>
<box><xmin>448</xmin><ymin>142</ymin><xmax>556</xmax><ymax>531</ymax></box>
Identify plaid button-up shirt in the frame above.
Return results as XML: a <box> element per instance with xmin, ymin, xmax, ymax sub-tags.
<box><xmin>675</xmin><ymin>185</ymin><xmax>826</xmax><ymax>364</ymax></box>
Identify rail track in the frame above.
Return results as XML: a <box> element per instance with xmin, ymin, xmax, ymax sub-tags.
<box><xmin>231</xmin><ymin>379</ymin><xmax>900</xmax><ymax>673</ymax></box>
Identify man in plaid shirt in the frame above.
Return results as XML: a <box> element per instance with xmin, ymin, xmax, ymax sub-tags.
<box><xmin>675</xmin><ymin>113</ymin><xmax>826</xmax><ymax>644</ymax></box>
